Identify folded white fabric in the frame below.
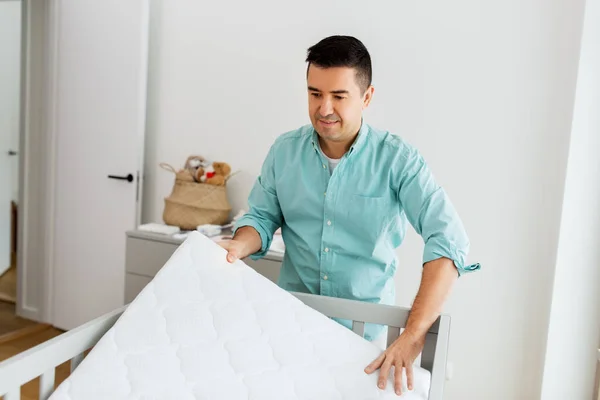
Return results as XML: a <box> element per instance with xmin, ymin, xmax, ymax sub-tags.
<box><xmin>137</xmin><ymin>222</ymin><xmax>180</xmax><ymax>235</ymax></box>
<box><xmin>196</xmin><ymin>224</ymin><xmax>222</xmax><ymax>237</ymax></box>
<box><xmin>172</xmin><ymin>232</ymin><xmax>189</xmax><ymax>241</ymax></box>
<box><xmin>49</xmin><ymin>231</ymin><xmax>430</xmax><ymax>400</ymax></box>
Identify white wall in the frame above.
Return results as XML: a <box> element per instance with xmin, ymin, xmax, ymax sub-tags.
<box><xmin>142</xmin><ymin>1</ymin><xmax>587</xmax><ymax>398</ymax></box>
<box><xmin>541</xmin><ymin>0</ymin><xmax>600</xmax><ymax>397</ymax></box>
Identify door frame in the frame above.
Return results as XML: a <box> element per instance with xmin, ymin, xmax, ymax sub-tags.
<box><xmin>16</xmin><ymin>0</ymin><xmax>148</xmax><ymax>324</ymax></box>
<box><xmin>15</xmin><ymin>0</ymin><xmax>54</xmax><ymax>322</ymax></box>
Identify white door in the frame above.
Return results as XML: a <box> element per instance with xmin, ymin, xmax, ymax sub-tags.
<box><xmin>0</xmin><ymin>0</ymin><xmax>22</xmax><ymax>277</ymax></box>
<box><xmin>50</xmin><ymin>0</ymin><xmax>149</xmax><ymax>330</ymax></box>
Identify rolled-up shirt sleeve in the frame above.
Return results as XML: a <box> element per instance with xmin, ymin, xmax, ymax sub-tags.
<box><xmin>397</xmin><ymin>146</ymin><xmax>481</xmax><ymax>276</ymax></box>
<box><xmin>233</xmin><ymin>144</ymin><xmax>283</xmax><ymax>260</ymax></box>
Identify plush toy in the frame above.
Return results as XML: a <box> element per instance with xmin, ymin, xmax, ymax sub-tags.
<box><xmin>195</xmin><ymin>161</ymin><xmax>232</xmax><ymax>186</ymax></box>
<box><xmin>183</xmin><ymin>155</ymin><xmax>206</xmax><ymax>178</ymax></box>
<box><xmin>211</xmin><ymin>162</ymin><xmax>232</xmax><ymax>185</ymax></box>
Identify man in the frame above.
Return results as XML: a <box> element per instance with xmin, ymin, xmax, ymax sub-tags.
<box><xmin>219</xmin><ymin>35</ymin><xmax>480</xmax><ymax>396</ymax></box>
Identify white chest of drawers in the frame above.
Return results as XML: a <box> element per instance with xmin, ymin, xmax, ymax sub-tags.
<box><xmin>124</xmin><ymin>230</ymin><xmax>284</xmax><ymax>303</ymax></box>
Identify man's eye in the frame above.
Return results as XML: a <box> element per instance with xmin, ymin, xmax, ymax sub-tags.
<box><xmin>311</xmin><ymin>93</ymin><xmax>321</xmax><ymax>98</ymax></box>
<box><xmin>335</xmin><ymin>96</ymin><xmax>345</xmax><ymax>100</ymax></box>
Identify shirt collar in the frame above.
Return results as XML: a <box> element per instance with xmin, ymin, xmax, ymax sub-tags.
<box><xmin>311</xmin><ymin>119</ymin><xmax>369</xmax><ymax>158</ymax></box>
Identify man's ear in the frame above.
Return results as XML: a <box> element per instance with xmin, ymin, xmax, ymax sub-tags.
<box><xmin>362</xmin><ymin>85</ymin><xmax>374</xmax><ymax>109</ymax></box>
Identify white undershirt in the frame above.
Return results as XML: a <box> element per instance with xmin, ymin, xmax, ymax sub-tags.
<box><xmin>318</xmin><ymin>141</ymin><xmax>342</xmax><ymax>174</ymax></box>
<box><xmin>325</xmin><ymin>156</ymin><xmax>341</xmax><ymax>174</ymax></box>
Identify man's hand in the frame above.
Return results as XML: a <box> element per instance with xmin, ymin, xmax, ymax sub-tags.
<box><xmin>365</xmin><ymin>257</ymin><xmax>457</xmax><ymax>395</ymax></box>
<box><xmin>364</xmin><ymin>331</ymin><xmax>425</xmax><ymax>396</ymax></box>
<box><xmin>217</xmin><ymin>226</ymin><xmax>262</xmax><ymax>263</ymax></box>
<box><xmin>218</xmin><ymin>239</ymin><xmax>251</xmax><ymax>263</ymax></box>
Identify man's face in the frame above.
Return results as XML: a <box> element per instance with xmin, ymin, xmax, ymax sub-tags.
<box><xmin>307</xmin><ymin>65</ymin><xmax>373</xmax><ymax>143</ymax></box>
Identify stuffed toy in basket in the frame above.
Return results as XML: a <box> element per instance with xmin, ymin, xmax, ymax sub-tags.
<box><xmin>160</xmin><ymin>157</ymin><xmax>235</xmax><ymax>230</ymax></box>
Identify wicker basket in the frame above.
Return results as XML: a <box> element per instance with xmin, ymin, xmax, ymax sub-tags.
<box><xmin>160</xmin><ymin>163</ymin><xmax>232</xmax><ymax>230</ymax></box>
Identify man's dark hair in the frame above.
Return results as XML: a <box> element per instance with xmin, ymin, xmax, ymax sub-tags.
<box><xmin>306</xmin><ymin>35</ymin><xmax>372</xmax><ymax>93</ymax></box>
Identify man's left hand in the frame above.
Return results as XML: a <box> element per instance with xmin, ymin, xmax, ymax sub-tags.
<box><xmin>364</xmin><ymin>331</ymin><xmax>426</xmax><ymax>396</ymax></box>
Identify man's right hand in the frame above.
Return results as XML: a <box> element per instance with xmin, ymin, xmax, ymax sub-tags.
<box><xmin>217</xmin><ymin>226</ymin><xmax>263</xmax><ymax>263</ymax></box>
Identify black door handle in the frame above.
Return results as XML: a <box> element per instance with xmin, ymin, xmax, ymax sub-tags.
<box><xmin>108</xmin><ymin>173</ymin><xmax>134</xmax><ymax>182</ymax></box>
<box><xmin>7</xmin><ymin>150</ymin><xmax>17</xmax><ymax>156</ymax></box>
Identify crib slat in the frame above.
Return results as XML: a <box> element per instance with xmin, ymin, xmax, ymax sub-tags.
<box><xmin>4</xmin><ymin>388</ymin><xmax>20</xmax><ymax>400</ymax></box>
<box><xmin>352</xmin><ymin>320</ymin><xmax>365</xmax><ymax>337</ymax></box>
<box><xmin>386</xmin><ymin>326</ymin><xmax>400</xmax><ymax>347</ymax></box>
<box><xmin>39</xmin><ymin>367</ymin><xmax>56</xmax><ymax>400</ymax></box>
<box><xmin>427</xmin><ymin>315</ymin><xmax>451</xmax><ymax>400</ymax></box>
<box><xmin>0</xmin><ymin>305</ymin><xmax>125</xmax><ymax>397</ymax></box>
<box><xmin>71</xmin><ymin>353</ymin><xmax>84</xmax><ymax>372</ymax></box>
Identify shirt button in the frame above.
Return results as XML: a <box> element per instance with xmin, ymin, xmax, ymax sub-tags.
<box><xmin>324</xmin><ymin>247</ymin><xmax>329</xmax><ymax>253</ymax></box>
<box><xmin>322</xmin><ymin>164</ymin><xmax>326</xmax><ymax>169</ymax></box>
<box><xmin>323</xmin><ymin>275</ymin><xmax>328</xmax><ymax>280</ymax></box>
<box><xmin>327</xmin><ymin>220</ymin><xmax>331</xmax><ymax>226</ymax></box>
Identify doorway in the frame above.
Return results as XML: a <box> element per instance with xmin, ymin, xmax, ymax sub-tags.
<box><xmin>0</xmin><ymin>0</ymin><xmax>36</xmax><ymax>336</ymax></box>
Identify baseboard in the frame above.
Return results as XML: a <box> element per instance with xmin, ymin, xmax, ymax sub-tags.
<box><xmin>16</xmin><ymin>305</ymin><xmax>40</xmax><ymax>322</ymax></box>
<box><xmin>0</xmin><ymin>292</ymin><xmax>16</xmax><ymax>304</ymax></box>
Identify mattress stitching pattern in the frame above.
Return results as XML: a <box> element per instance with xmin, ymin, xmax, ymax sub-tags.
<box><xmin>49</xmin><ymin>232</ymin><xmax>430</xmax><ymax>399</ymax></box>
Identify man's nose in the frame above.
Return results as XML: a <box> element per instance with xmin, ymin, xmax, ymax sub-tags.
<box><xmin>319</xmin><ymin>100</ymin><xmax>334</xmax><ymax>117</ymax></box>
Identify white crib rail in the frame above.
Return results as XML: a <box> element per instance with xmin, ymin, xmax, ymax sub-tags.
<box><xmin>0</xmin><ymin>294</ymin><xmax>449</xmax><ymax>400</ymax></box>
<box><xmin>291</xmin><ymin>292</ymin><xmax>450</xmax><ymax>400</ymax></box>
<box><xmin>0</xmin><ymin>305</ymin><xmax>126</xmax><ymax>399</ymax></box>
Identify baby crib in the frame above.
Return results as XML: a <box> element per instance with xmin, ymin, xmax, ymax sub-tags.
<box><xmin>0</xmin><ymin>292</ymin><xmax>450</xmax><ymax>400</ymax></box>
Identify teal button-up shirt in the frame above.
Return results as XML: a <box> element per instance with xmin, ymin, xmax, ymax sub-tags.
<box><xmin>234</xmin><ymin>122</ymin><xmax>480</xmax><ymax>341</ymax></box>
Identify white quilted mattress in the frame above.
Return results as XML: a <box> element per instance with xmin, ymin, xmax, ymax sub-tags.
<box><xmin>49</xmin><ymin>231</ymin><xmax>431</xmax><ymax>399</ymax></box>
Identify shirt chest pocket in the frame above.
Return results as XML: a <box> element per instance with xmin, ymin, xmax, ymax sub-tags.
<box><xmin>340</xmin><ymin>194</ymin><xmax>392</xmax><ymax>241</ymax></box>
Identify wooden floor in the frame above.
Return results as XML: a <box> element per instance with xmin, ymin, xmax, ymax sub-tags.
<box><xmin>0</xmin><ymin>302</ymin><xmax>70</xmax><ymax>399</ymax></box>
<box><xmin>0</xmin><ymin>301</ymin><xmax>38</xmax><ymax>337</ymax></box>
<box><xmin>0</xmin><ymin>321</ymin><xmax>68</xmax><ymax>400</ymax></box>
<box><xmin>0</xmin><ymin>266</ymin><xmax>16</xmax><ymax>304</ymax></box>
<box><xmin>0</xmin><ymin>263</ymin><xmax>31</xmax><ymax>339</ymax></box>
<box><xmin>1</xmin><ymin>260</ymin><xmax>70</xmax><ymax>399</ymax></box>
